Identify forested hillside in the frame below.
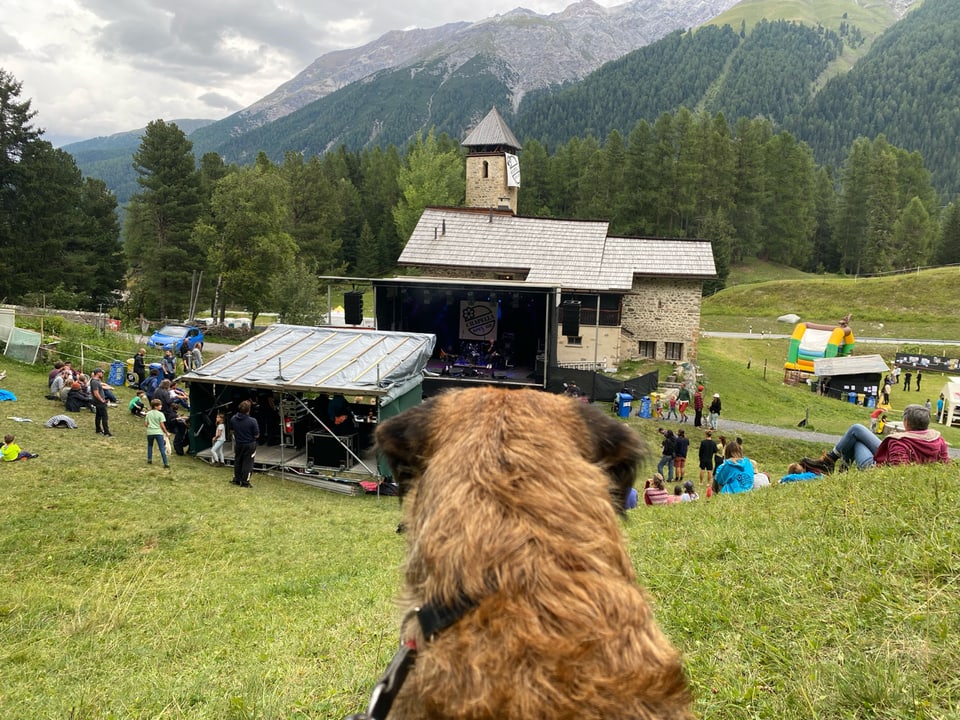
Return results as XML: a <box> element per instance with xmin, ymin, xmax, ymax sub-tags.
<box><xmin>515</xmin><ymin>26</ymin><xmax>741</xmax><ymax>146</ymax></box>
<box><xmin>68</xmin><ymin>0</ymin><xmax>960</xmax><ymax>205</ymax></box>
<box><xmin>9</xmin><ymin>62</ymin><xmax>960</xmax><ymax>318</ymax></box>
<box><xmin>705</xmin><ymin>19</ymin><xmax>843</xmax><ymax>121</ymax></box>
<box><xmin>516</xmin><ymin>20</ymin><xmax>844</xmax><ymax>149</ymax></box>
<box><xmin>515</xmin><ymin>0</ymin><xmax>960</xmax><ymax>197</ymax></box>
<box><xmin>791</xmin><ymin>0</ymin><xmax>960</xmax><ymax>197</ymax></box>
<box><xmin>195</xmin><ymin>55</ymin><xmax>514</xmax><ymax>163</ymax></box>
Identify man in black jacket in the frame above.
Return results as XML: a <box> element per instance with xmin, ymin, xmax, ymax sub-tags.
<box><xmin>698</xmin><ymin>430</ymin><xmax>718</xmax><ymax>486</ymax></box>
<box><xmin>230</xmin><ymin>400</ymin><xmax>260</xmax><ymax>488</ymax></box>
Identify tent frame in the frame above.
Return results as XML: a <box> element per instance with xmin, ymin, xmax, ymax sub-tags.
<box><xmin>181</xmin><ymin>325</ymin><xmax>435</xmax><ymax>492</ymax></box>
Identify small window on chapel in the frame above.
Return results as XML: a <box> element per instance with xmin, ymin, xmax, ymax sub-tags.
<box><xmin>665</xmin><ymin>342</ymin><xmax>684</xmax><ymax>361</ymax></box>
<box><xmin>482</xmin><ymin>161</ymin><xmax>489</xmax><ymax>178</ymax></box>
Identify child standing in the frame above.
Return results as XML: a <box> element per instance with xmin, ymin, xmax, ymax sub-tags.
<box><xmin>665</xmin><ymin>394</ymin><xmax>679</xmax><ymax>421</ymax></box>
<box><xmin>869</xmin><ymin>406</ymin><xmax>884</xmax><ymax>433</ymax></box>
<box><xmin>1</xmin><ymin>434</ymin><xmax>38</xmax><ymax>461</ymax></box>
<box><xmin>145</xmin><ymin>398</ymin><xmax>170</xmax><ymax>468</ymax></box>
<box><xmin>210</xmin><ymin>413</ymin><xmax>226</xmax><ymax>466</ymax></box>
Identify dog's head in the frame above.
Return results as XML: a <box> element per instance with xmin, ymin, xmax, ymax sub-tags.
<box><xmin>377</xmin><ymin>387</ymin><xmax>645</xmax><ymax>509</ymax></box>
<box><xmin>376</xmin><ymin>387</ymin><xmax>647</xmax><ymax>605</ymax></box>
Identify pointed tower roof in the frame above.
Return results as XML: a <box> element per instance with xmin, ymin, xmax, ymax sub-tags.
<box><xmin>462</xmin><ymin>107</ymin><xmax>522</xmax><ymax>152</ymax></box>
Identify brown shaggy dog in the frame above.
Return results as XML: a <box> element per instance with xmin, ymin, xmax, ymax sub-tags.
<box><xmin>375</xmin><ymin>387</ymin><xmax>693</xmax><ymax>720</ymax></box>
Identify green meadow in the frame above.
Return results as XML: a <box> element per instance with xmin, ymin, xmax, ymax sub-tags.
<box><xmin>2</xmin><ymin>268</ymin><xmax>958</xmax><ymax>718</ymax></box>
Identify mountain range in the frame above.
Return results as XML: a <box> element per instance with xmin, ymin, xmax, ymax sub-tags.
<box><xmin>68</xmin><ymin>0</ymin><xmax>960</xmax><ymax>205</ymax></box>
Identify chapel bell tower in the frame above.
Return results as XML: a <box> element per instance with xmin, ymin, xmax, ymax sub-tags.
<box><xmin>462</xmin><ymin>107</ymin><xmax>522</xmax><ymax>214</ymax></box>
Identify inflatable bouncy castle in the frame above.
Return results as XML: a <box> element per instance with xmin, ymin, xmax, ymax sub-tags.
<box><xmin>784</xmin><ymin>320</ymin><xmax>855</xmax><ymax>373</ymax></box>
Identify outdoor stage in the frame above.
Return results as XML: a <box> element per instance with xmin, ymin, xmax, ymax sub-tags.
<box><xmin>194</xmin><ymin>442</ymin><xmax>380</xmax><ymax>495</ymax></box>
<box><xmin>423</xmin><ymin>358</ymin><xmax>540</xmax><ymax>385</ymax></box>
<box><xmin>373</xmin><ymin>276</ymin><xmax>559</xmax><ymax>391</ymax></box>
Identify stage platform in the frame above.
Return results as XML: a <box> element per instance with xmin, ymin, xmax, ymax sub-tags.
<box><xmin>424</xmin><ymin>360</ymin><xmax>541</xmax><ymax>386</ymax></box>
<box><xmin>194</xmin><ymin>443</ymin><xmax>380</xmax><ymax>495</ymax></box>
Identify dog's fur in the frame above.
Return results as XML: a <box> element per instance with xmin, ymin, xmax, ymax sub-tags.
<box><xmin>375</xmin><ymin>387</ymin><xmax>693</xmax><ymax>720</ymax></box>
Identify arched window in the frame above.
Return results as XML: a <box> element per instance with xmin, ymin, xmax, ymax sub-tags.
<box><xmin>482</xmin><ymin>160</ymin><xmax>489</xmax><ymax>178</ymax></box>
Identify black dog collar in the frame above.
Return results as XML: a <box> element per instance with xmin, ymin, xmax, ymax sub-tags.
<box><xmin>344</xmin><ymin>595</ymin><xmax>478</xmax><ymax>720</ymax></box>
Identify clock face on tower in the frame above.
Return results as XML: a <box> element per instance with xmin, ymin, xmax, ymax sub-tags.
<box><xmin>505</xmin><ymin>153</ymin><xmax>521</xmax><ymax>187</ymax></box>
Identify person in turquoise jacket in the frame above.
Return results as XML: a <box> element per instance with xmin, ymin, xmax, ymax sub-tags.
<box><xmin>714</xmin><ymin>441</ymin><xmax>757</xmax><ymax>494</ymax></box>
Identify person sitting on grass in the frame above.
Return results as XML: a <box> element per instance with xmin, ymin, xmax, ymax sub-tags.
<box><xmin>169</xmin><ymin>380</ymin><xmax>190</xmax><ymax>410</ymax></box>
<box><xmin>129</xmin><ymin>391</ymin><xmax>148</xmax><ymax>417</ymax></box>
<box><xmin>64</xmin><ymin>381</ymin><xmax>94</xmax><ymax>412</ymax></box>
<box><xmin>2</xmin><ymin>434</ymin><xmax>38</xmax><ymax>461</ymax></box>
<box><xmin>714</xmin><ymin>441</ymin><xmax>764</xmax><ymax>494</ymax></box>
<box><xmin>801</xmin><ymin>403</ymin><xmax>950</xmax><ymax>474</ymax></box>
<box><xmin>779</xmin><ymin>462</ymin><xmax>818</xmax><ymax>483</ymax></box>
<box><xmin>667</xmin><ymin>485</ymin><xmax>683</xmax><ymax>504</ymax></box>
<box><xmin>643</xmin><ymin>473</ymin><xmax>669</xmax><ymax>505</ymax></box>
<box><xmin>681</xmin><ymin>480</ymin><xmax>699</xmax><ymax>501</ymax></box>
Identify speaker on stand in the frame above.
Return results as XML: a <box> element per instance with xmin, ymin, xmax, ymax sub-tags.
<box><xmin>344</xmin><ymin>291</ymin><xmax>364</xmax><ymax>325</ymax></box>
<box><xmin>561</xmin><ymin>300</ymin><xmax>581</xmax><ymax>337</ymax></box>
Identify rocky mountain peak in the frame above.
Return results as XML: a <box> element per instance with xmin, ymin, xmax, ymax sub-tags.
<box><xmin>228</xmin><ymin>0</ymin><xmax>741</xmax><ymax>133</ymax></box>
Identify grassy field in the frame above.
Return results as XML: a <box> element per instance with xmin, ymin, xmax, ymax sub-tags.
<box><xmin>2</xmin><ymin>291</ymin><xmax>959</xmax><ymax>718</ymax></box>
<box><xmin>703</xmin><ymin>0</ymin><xmax>905</xmax><ymax>45</ymax></box>
<box><xmin>703</xmin><ymin>265</ymin><xmax>960</xmax><ymax>340</ymax></box>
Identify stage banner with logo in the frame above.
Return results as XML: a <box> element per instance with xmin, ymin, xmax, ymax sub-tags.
<box><xmin>459</xmin><ymin>301</ymin><xmax>498</xmax><ymax>341</ymax></box>
<box><xmin>505</xmin><ymin>153</ymin><xmax>521</xmax><ymax>187</ymax></box>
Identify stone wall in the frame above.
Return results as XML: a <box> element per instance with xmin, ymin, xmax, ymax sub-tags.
<box><xmin>556</xmin><ymin>325</ymin><xmax>620</xmax><ymax>368</ymax></box>
<box><xmin>14</xmin><ymin>306</ymin><xmax>113</xmax><ymax>331</ymax></box>
<box><xmin>465</xmin><ymin>153</ymin><xmax>518</xmax><ymax>212</ymax></box>
<box><xmin>620</xmin><ymin>278</ymin><xmax>703</xmax><ymax>363</ymax></box>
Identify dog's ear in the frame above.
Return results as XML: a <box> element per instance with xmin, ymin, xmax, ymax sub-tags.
<box><xmin>575</xmin><ymin>402</ymin><xmax>646</xmax><ymax>513</ymax></box>
<box><xmin>375</xmin><ymin>401</ymin><xmax>433</xmax><ymax>497</ymax></box>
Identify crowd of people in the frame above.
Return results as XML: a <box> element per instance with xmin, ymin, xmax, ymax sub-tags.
<box><xmin>46</xmin><ymin>360</ymin><xmax>120</xmax><ymax>414</ymax></box>
<box><xmin>619</xmin><ymin>374</ymin><xmax>951</xmax><ymax>510</ymax></box>
<box><xmin>27</xmin><ymin>352</ymin><xmax>958</xmax><ymax>494</ymax></box>
<box><xmin>35</xmin><ymin>347</ymin><xmax>269</xmax><ymax>487</ymax></box>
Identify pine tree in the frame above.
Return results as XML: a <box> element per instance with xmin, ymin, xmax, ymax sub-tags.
<box><xmin>934</xmin><ymin>201</ymin><xmax>960</xmax><ymax>264</ymax></box>
<box><xmin>891</xmin><ymin>197</ymin><xmax>934</xmax><ymax>269</ymax></box>
<box><xmin>124</xmin><ymin>120</ymin><xmax>203</xmax><ymax>319</ymax></box>
<box><xmin>354</xmin><ymin>221</ymin><xmax>381</xmax><ymax>277</ymax></box>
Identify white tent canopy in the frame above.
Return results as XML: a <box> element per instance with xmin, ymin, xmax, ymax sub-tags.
<box><xmin>182</xmin><ymin>325</ymin><xmax>436</xmax><ymax>404</ymax></box>
<box><xmin>813</xmin><ymin>354</ymin><xmax>889</xmax><ymax>377</ymax></box>
<box><xmin>941</xmin><ymin>377</ymin><xmax>960</xmax><ymax>427</ymax></box>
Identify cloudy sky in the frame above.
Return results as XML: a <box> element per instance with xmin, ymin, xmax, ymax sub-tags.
<box><xmin>1</xmin><ymin>0</ymin><xmax>612</xmax><ymax>147</ymax></box>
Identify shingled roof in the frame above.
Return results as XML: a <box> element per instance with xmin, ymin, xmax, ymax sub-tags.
<box><xmin>814</xmin><ymin>354</ymin><xmax>890</xmax><ymax>377</ymax></box>
<box><xmin>462</xmin><ymin>107</ymin><xmax>522</xmax><ymax>151</ymax></box>
<box><xmin>399</xmin><ymin>207</ymin><xmax>717</xmax><ymax>291</ymax></box>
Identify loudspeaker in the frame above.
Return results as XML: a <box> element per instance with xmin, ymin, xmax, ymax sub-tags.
<box><xmin>561</xmin><ymin>300</ymin><xmax>581</xmax><ymax>337</ymax></box>
<box><xmin>344</xmin><ymin>291</ymin><xmax>363</xmax><ymax>325</ymax></box>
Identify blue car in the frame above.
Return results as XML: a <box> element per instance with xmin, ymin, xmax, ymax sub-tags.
<box><xmin>147</xmin><ymin>324</ymin><xmax>205</xmax><ymax>353</ymax></box>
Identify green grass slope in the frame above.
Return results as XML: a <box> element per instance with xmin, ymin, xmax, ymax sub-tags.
<box><xmin>706</xmin><ymin>0</ymin><xmax>906</xmax><ymax>38</ymax></box>
<box><xmin>703</xmin><ymin>266</ymin><xmax>960</xmax><ymax>339</ymax></box>
<box><xmin>1</xmin><ymin>329</ymin><xmax>957</xmax><ymax>718</ymax></box>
